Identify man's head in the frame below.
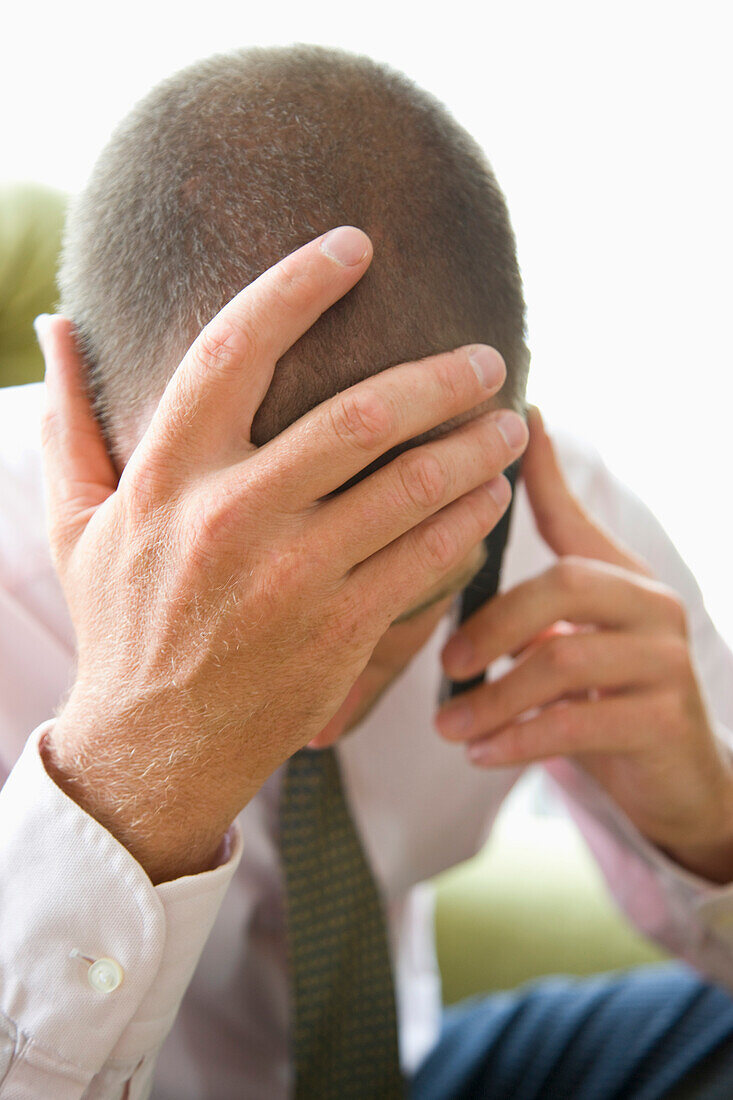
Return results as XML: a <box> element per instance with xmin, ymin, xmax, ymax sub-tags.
<box><xmin>58</xmin><ymin>43</ymin><xmax>528</xmax><ymax>473</ymax></box>
<box><xmin>57</xmin><ymin>44</ymin><xmax>530</xmax><ymax>741</ymax></box>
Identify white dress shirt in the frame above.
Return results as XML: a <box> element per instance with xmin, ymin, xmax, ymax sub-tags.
<box><xmin>1</xmin><ymin>381</ymin><xmax>733</xmax><ymax>1100</ymax></box>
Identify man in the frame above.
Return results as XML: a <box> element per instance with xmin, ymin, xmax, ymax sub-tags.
<box><xmin>2</xmin><ymin>43</ymin><xmax>733</xmax><ymax>1099</ymax></box>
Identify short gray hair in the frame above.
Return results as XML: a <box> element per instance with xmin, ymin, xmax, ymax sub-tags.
<box><xmin>58</xmin><ymin>44</ymin><xmax>529</xmax><ymax>470</ymax></box>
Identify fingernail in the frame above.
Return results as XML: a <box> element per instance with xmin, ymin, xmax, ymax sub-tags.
<box><xmin>485</xmin><ymin>475</ymin><xmax>511</xmax><ymax>509</ymax></box>
<box><xmin>468</xmin><ymin>741</ymin><xmax>498</xmax><ymax>764</ymax></box>
<box><xmin>468</xmin><ymin>346</ymin><xmax>505</xmax><ymax>390</ymax></box>
<box><xmin>495</xmin><ymin>410</ymin><xmax>528</xmax><ymax>450</ymax></box>
<box><xmin>319</xmin><ymin>226</ymin><xmax>369</xmax><ymax>266</ymax></box>
<box><xmin>33</xmin><ymin>313</ymin><xmax>52</xmax><ymax>347</ymax></box>
<box><xmin>437</xmin><ymin>704</ymin><xmax>473</xmax><ymax>737</ymax></box>
<box><xmin>442</xmin><ymin>633</ymin><xmax>475</xmax><ymax>672</ymax></box>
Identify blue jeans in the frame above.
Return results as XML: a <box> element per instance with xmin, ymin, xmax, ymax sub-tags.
<box><xmin>410</xmin><ymin>963</ymin><xmax>733</xmax><ymax>1099</ymax></box>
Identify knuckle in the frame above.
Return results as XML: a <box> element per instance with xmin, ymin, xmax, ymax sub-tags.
<box><xmin>553</xmin><ymin>555</ymin><xmax>590</xmax><ymax>596</ymax></box>
<box><xmin>543</xmin><ymin>635</ymin><xmax>583</xmax><ymax>678</ymax></box>
<box><xmin>399</xmin><ymin>451</ymin><xmax>448</xmax><ymax>511</ymax></box>
<box><xmin>656</xmin><ymin>586</ymin><xmax>689</xmax><ymax>636</ymax></box>
<box><xmin>535</xmin><ymin>499</ymin><xmax>581</xmax><ymax>545</ymax></box>
<box><xmin>417</xmin><ymin>519</ymin><xmax>461</xmax><ymax>574</ymax></box>
<box><xmin>329</xmin><ymin>388</ymin><xmax>395</xmax><ymax>452</ymax></box>
<box><xmin>196</xmin><ymin>316</ymin><xmax>254</xmax><ymax>377</ymax></box>
<box><xmin>327</xmin><ymin>595</ymin><xmax>364</xmax><ymax>648</ymax></box>
<box><xmin>659</xmin><ymin>636</ymin><xmax>694</xmax><ymax>686</ymax></box>
<box><xmin>121</xmin><ymin>463</ymin><xmax>162</xmax><ymax>518</ymax></box>
<box><xmin>546</xmin><ymin>702</ymin><xmax>575</xmax><ymax>743</ymax></box>
<box><xmin>183</xmin><ymin>486</ymin><xmax>241</xmax><ymax>564</ymax></box>
<box><xmin>270</xmin><ymin>253</ymin><xmax>318</xmax><ymax>310</ymax></box>
<box><xmin>266</xmin><ymin>547</ymin><xmax>312</xmax><ymax>607</ymax></box>
<box><xmin>434</xmin><ymin>352</ymin><xmax>470</xmax><ymax>405</ymax></box>
<box><xmin>648</xmin><ymin>689</ymin><xmax>683</xmax><ymax>734</ymax></box>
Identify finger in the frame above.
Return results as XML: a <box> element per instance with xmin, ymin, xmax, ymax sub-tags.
<box><xmin>132</xmin><ymin>226</ymin><xmax>373</xmax><ymax>477</ymax></box>
<box><xmin>308</xmin><ymin>676</ymin><xmax>370</xmax><ymax>750</ymax></box>
<box><xmin>523</xmin><ymin>406</ymin><xmax>650</xmax><ymax>574</ymax></box>
<box><xmin>441</xmin><ymin>556</ymin><xmax>687</xmax><ymax>680</ymax></box>
<box><xmin>310</xmin><ymin>404</ymin><xmax>526</xmax><ymax>568</ymax></box>
<box><xmin>464</xmin><ymin>689</ymin><xmax>663</xmax><ymax>767</ymax></box>
<box><xmin>241</xmin><ymin>341</ymin><xmax>515</xmax><ymax>508</ymax></box>
<box><xmin>348</xmin><ymin>475</ymin><xmax>514</xmax><ymax>629</ymax></box>
<box><xmin>435</xmin><ymin>629</ymin><xmax>688</xmax><ymax>742</ymax></box>
<box><xmin>308</xmin><ymin>593</ymin><xmax>454</xmax><ymax>748</ymax></box>
<box><xmin>36</xmin><ymin>314</ymin><xmax>118</xmax><ymax>568</ymax></box>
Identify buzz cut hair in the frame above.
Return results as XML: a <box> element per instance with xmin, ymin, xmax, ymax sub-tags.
<box><xmin>58</xmin><ymin>43</ymin><xmax>529</xmax><ymax>472</ymax></box>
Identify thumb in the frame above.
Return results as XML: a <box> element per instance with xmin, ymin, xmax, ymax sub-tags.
<box><xmin>36</xmin><ymin>315</ymin><xmax>118</xmax><ymax>570</ymax></box>
<box><xmin>523</xmin><ymin>404</ymin><xmax>650</xmax><ymax>575</ymax></box>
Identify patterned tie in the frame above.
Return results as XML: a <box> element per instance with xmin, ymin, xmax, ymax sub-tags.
<box><xmin>280</xmin><ymin>746</ymin><xmax>405</xmax><ymax>1099</ymax></box>
<box><xmin>279</xmin><ymin>458</ymin><xmax>520</xmax><ymax>1099</ymax></box>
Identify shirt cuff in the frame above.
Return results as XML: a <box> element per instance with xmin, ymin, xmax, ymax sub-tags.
<box><xmin>0</xmin><ymin>719</ymin><xmax>243</xmax><ymax>1080</ymax></box>
<box><xmin>544</xmin><ymin>745</ymin><xmax>733</xmax><ymax>958</ymax></box>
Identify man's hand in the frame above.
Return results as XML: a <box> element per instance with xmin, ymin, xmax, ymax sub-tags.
<box><xmin>36</xmin><ymin>225</ymin><xmax>528</xmax><ymax>884</ymax></box>
<box><xmin>436</xmin><ymin>406</ymin><xmax>733</xmax><ymax>884</ymax></box>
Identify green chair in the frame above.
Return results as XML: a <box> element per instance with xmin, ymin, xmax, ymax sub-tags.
<box><xmin>0</xmin><ymin>181</ymin><xmax>67</xmax><ymax>389</ymax></box>
<box><xmin>434</xmin><ymin>808</ymin><xmax>665</xmax><ymax>1004</ymax></box>
<box><xmin>0</xmin><ymin>181</ymin><xmax>668</xmax><ymax>1003</ymax></box>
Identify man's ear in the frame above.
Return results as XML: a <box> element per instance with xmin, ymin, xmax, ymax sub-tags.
<box><xmin>36</xmin><ymin>315</ymin><xmax>120</xmax><ymax>571</ymax></box>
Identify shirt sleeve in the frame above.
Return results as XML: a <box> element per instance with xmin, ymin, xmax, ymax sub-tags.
<box><xmin>542</xmin><ymin>436</ymin><xmax>733</xmax><ymax>991</ymax></box>
<box><xmin>0</xmin><ymin>719</ymin><xmax>243</xmax><ymax>1099</ymax></box>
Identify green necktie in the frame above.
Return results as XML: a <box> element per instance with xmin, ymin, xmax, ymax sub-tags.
<box><xmin>280</xmin><ymin>745</ymin><xmax>405</xmax><ymax>1099</ymax></box>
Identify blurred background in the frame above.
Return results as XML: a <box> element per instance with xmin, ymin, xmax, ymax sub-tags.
<box><xmin>2</xmin><ymin>0</ymin><xmax>730</xmax><ymax>996</ymax></box>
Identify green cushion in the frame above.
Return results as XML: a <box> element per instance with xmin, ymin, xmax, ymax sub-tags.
<box><xmin>0</xmin><ymin>182</ymin><xmax>67</xmax><ymax>389</ymax></box>
<box><xmin>434</xmin><ymin>814</ymin><xmax>666</xmax><ymax>1004</ymax></box>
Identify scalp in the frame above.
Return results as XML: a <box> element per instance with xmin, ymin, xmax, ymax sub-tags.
<box><xmin>58</xmin><ymin>44</ymin><xmax>529</xmax><ymax>469</ymax></box>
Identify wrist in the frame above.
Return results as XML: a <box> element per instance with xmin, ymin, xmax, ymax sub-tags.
<box><xmin>661</xmin><ymin>832</ymin><xmax>733</xmax><ymax>886</ymax></box>
<box><xmin>659</xmin><ymin>779</ymin><xmax>733</xmax><ymax>885</ymax></box>
<box><xmin>43</xmin><ymin>696</ymin><xmax>238</xmax><ymax>884</ymax></box>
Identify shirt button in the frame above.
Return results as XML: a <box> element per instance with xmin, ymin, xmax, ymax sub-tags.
<box><xmin>87</xmin><ymin>957</ymin><xmax>124</xmax><ymax>993</ymax></box>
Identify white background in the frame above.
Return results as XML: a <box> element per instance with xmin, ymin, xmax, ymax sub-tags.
<box><xmin>3</xmin><ymin>0</ymin><xmax>732</xmax><ymax>644</ymax></box>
